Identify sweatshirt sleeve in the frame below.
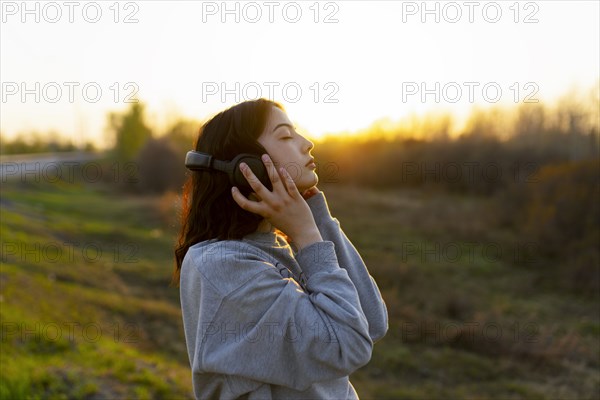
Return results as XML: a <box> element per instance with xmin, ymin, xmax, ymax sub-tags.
<box><xmin>198</xmin><ymin>240</ymin><xmax>373</xmax><ymax>392</ymax></box>
<box><xmin>302</xmin><ymin>191</ymin><xmax>389</xmax><ymax>343</ymax></box>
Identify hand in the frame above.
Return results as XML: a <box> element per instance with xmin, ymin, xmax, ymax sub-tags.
<box><xmin>301</xmin><ymin>186</ymin><xmax>320</xmax><ymax>200</ymax></box>
<box><xmin>231</xmin><ymin>154</ymin><xmax>321</xmax><ymax>246</ymax></box>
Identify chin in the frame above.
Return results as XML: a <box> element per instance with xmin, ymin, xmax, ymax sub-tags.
<box><xmin>298</xmin><ymin>172</ymin><xmax>319</xmax><ymax>192</ymax></box>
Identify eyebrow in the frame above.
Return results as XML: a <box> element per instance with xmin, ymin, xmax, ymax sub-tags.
<box><xmin>272</xmin><ymin>123</ymin><xmax>295</xmax><ymax>134</ymax></box>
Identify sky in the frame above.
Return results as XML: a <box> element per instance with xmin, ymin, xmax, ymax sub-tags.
<box><xmin>1</xmin><ymin>0</ymin><xmax>599</xmax><ymax>147</ymax></box>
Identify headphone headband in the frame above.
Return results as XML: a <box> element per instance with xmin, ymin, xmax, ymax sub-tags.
<box><xmin>185</xmin><ymin>151</ymin><xmax>212</xmax><ymax>170</ymax></box>
<box><xmin>184</xmin><ymin>150</ymin><xmax>272</xmax><ymax>194</ymax></box>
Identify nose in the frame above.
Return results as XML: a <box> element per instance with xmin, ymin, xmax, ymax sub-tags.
<box><xmin>303</xmin><ymin>136</ymin><xmax>314</xmax><ymax>153</ymax></box>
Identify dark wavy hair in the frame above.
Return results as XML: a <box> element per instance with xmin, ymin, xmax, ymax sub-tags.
<box><xmin>171</xmin><ymin>98</ymin><xmax>285</xmax><ymax>287</ymax></box>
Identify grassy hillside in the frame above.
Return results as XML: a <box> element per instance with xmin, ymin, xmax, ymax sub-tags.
<box><xmin>1</xmin><ymin>179</ymin><xmax>191</xmax><ymax>399</ymax></box>
<box><xmin>1</xmin><ymin>178</ymin><xmax>598</xmax><ymax>399</ymax></box>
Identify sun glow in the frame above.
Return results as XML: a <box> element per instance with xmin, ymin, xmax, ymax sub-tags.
<box><xmin>1</xmin><ymin>1</ymin><xmax>598</xmax><ymax>148</ymax></box>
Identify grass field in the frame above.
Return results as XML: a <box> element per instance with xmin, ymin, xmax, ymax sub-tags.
<box><xmin>1</xmin><ymin>177</ymin><xmax>598</xmax><ymax>399</ymax></box>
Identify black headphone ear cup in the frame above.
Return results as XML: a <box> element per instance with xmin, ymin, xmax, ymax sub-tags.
<box><xmin>232</xmin><ymin>155</ymin><xmax>273</xmax><ymax>194</ymax></box>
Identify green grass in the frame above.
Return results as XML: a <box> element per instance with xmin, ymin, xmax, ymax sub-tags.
<box><xmin>1</xmin><ymin>179</ymin><xmax>598</xmax><ymax>399</ymax></box>
<box><xmin>1</xmin><ymin>179</ymin><xmax>191</xmax><ymax>399</ymax></box>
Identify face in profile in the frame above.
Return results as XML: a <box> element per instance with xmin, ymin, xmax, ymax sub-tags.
<box><xmin>257</xmin><ymin>106</ymin><xmax>318</xmax><ymax>193</ymax></box>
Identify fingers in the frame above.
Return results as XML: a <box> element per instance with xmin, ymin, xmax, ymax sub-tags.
<box><xmin>233</xmin><ymin>154</ymin><xmax>300</xmax><ymax>215</ymax></box>
<box><xmin>250</xmin><ymin>191</ymin><xmax>262</xmax><ymax>202</ymax></box>
<box><xmin>231</xmin><ymin>186</ymin><xmax>265</xmax><ymax>215</ymax></box>
<box><xmin>260</xmin><ymin>154</ymin><xmax>305</xmax><ymax>199</ymax></box>
<box><xmin>240</xmin><ymin>154</ymin><xmax>286</xmax><ymax>198</ymax></box>
<box><xmin>279</xmin><ymin>166</ymin><xmax>301</xmax><ymax>199</ymax></box>
<box><xmin>239</xmin><ymin>160</ymin><xmax>269</xmax><ymax>198</ymax></box>
<box><xmin>302</xmin><ymin>186</ymin><xmax>319</xmax><ymax>199</ymax></box>
<box><xmin>260</xmin><ymin>154</ymin><xmax>282</xmax><ymax>188</ymax></box>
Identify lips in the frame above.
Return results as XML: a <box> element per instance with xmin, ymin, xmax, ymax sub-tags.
<box><xmin>305</xmin><ymin>158</ymin><xmax>315</xmax><ymax>167</ymax></box>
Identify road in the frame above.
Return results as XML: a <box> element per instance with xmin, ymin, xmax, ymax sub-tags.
<box><xmin>0</xmin><ymin>152</ymin><xmax>104</xmax><ymax>182</ymax></box>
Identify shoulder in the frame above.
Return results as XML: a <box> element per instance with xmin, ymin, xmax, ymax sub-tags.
<box><xmin>183</xmin><ymin>239</ymin><xmax>278</xmax><ymax>297</ymax></box>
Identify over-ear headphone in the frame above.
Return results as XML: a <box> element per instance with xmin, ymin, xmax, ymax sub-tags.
<box><xmin>185</xmin><ymin>151</ymin><xmax>272</xmax><ymax>194</ymax></box>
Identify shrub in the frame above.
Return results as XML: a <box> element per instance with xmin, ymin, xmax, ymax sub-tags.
<box><xmin>498</xmin><ymin>159</ymin><xmax>600</xmax><ymax>295</ymax></box>
<box><xmin>135</xmin><ymin>138</ymin><xmax>186</xmax><ymax>195</ymax></box>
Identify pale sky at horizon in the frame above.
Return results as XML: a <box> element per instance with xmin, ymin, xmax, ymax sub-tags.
<box><xmin>1</xmin><ymin>0</ymin><xmax>599</xmax><ymax>148</ymax></box>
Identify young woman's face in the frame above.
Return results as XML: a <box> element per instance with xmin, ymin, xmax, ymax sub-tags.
<box><xmin>258</xmin><ymin>106</ymin><xmax>318</xmax><ymax>193</ymax></box>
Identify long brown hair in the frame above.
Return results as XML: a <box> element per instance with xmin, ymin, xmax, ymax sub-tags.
<box><xmin>171</xmin><ymin>98</ymin><xmax>285</xmax><ymax>287</ymax></box>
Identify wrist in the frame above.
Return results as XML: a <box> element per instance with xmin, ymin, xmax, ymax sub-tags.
<box><xmin>292</xmin><ymin>228</ymin><xmax>323</xmax><ymax>251</ymax></box>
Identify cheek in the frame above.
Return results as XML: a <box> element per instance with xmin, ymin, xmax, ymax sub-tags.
<box><xmin>283</xmin><ymin>165</ymin><xmax>304</xmax><ymax>182</ymax></box>
<box><xmin>260</xmin><ymin>141</ymin><xmax>283</xmax><ymax>165</ymax></box>
<box><xmin>267</xmin><ymin>146</ymin><xmax>293</xmax><ymax>169</ymax></box>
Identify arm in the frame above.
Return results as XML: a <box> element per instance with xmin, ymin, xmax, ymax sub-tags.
<box><xmin>198</xmin><ymin>241</ymin><xmax>373</xmax><ymax>392</ymax></box>
<box><xmin>302</xmin><ymin>190</ymin><xmax>389</xmax><ymax>343</ymax></box>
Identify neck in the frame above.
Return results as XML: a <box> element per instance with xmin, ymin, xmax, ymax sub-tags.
<box><xmin>256</xmin><ymin>219</ymin><xmax>273</xmax><ymax>233</ymax></box>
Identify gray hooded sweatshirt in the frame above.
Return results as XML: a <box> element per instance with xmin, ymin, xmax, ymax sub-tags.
<box><xmin>179</xmin><ymin>190</ymin><xmax>389</xmax><ymax>399</ymax></box>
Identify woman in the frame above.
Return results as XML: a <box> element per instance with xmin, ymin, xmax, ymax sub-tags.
<box><xmin>173</xmin><ymin>98</ymin><xmax>388</xmax><ymax>399</ymax></box>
